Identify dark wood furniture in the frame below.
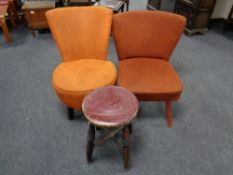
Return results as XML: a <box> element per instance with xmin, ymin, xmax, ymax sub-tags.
<box><xmin>7</xmin><ymin>0</ymin><xmax>24</xmax><ymax>23</ymax></box>
<box><xmin>65</xmin><ymin>0</ymin><xmax>126</xmax><ymax>13</ymax></box>
<box><xmin>22</xmin><ymin>1</ymin><xmax>55</xmax><ymax>36</ymax></box>
<box><xmin>0</xmin><ymin>4</ymin><xmax>12</xmax><ymax>43</ymax></box>
<box><xmin>64</xmin><ymin>0</ymin><xmax>128</xmax><ymax>11</ymax></box>
<box><xmin>8</xmin><ymin>0</ymin><xmax>17</xmax><ymax>26</ymax></box>
<box><xmin>147</xmin><ymin>0</ymin><xmax>175</xmax><ymax>12</ymax></box>
<box><xmin>227</xmin><ymin>5</ymin><xmax>233</xmax><ymax>24</ymax></box>
<box><xmin>223</xmin><ymin>4</ymin><xmax>233</xmax><ymax>33</ymax></box>
<box><xmin>82</xmin><ymin>86</ymin><xmax>139</xmax><ymax>170</ymax></box>
<box><xmin>64</xmin><ymin>0</ymin><xmax>93</xmax><ymax>6</ymax></box>
<box><xmin>147</xmin><ymin>0</ymin><xmax>161</xmax><ymax>10</ymax></box>
<box><xmin>122</xmin><ymin>0</ymin><xmax>129</xmax><ymax>11</ymax></box>
<box><xmin>174</xmin><ymin>0</ymin><xmax>216</xmax><ymax>36</ymax></box>
<box><xmin>94</xmin><ymin>0</ymin><xmax>125</xmax><ymax>13</ymax></box>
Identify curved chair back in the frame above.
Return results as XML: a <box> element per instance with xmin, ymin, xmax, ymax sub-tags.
<box><xmin>112</xmin><ymin>11</ymin><xmax>186</xmax><ymax>61</ymax></box>
<box><xmin>46</xmin><ymin>7</ymin><xmax>113</xmax><ymax>62</ymax></box>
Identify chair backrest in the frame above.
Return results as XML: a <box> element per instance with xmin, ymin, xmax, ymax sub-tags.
<box><xmin>46</xmin><ymin>7</ymin><xmax>113</xmax><ymax>62</ymax></box>
<box><xmin>112</xmin><ymin>10</ymin><xmax>186</xmax><ymax>61</ymax></box>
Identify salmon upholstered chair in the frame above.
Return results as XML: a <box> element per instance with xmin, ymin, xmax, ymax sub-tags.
<box><xmin>46</xmin><ymin>7</ymin><xmax>116</xmax><ymax>120</ymax></box>
<box><xmin>112</xmin><ymin>11</ymin><xmax>186</xmax><ymax>127</ymax></box>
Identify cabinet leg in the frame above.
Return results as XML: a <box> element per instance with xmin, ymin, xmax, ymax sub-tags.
<box><xmin>31</xmin><ymin>30</ymin><xmax>39</xmax><ymax>37</ymax></box>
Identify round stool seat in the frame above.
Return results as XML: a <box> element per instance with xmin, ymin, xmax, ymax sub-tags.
<box><xmin>82</xmin><ymin>86</ymin><xmax>139</xmax><ymax>127</ymax></box>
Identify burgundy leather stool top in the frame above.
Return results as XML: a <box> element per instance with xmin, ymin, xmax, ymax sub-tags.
<box><xmin>82</xmin><ymin>86</ymin><xmax>139</xmax><ymax>127</ymax></box>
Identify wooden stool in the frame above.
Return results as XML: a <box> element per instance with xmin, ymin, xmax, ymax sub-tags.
<box><xmin>82</xmin><ymin>86</ymin><xmax>139</xmax><ymax>169</ymax></box>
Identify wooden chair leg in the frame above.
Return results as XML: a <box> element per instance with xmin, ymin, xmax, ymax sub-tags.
<box><xmin>165</xmin><ymin>101</ymin><xmax>172</xmax><ymax>128</ymax></box>
<box><xmin>87</xmin><ymin>124</ymin><xmax>95</xmax><ymax>162</ymax></box>
<box><xmin>122</xmin><ymin>125</ymin><xmax>130</xmax><ymax>169</ymax></box>
<box><xmin>67</xmin><ymin>107</ymin><xmax>74</xmax><ymax>120</ymax></box>
<box><xmin>1</xmin><ymin>19</ymin><xmax>12</xmax><ymax>43</ymax></box>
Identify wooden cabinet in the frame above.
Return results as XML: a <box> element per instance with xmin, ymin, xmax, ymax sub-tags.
<box><xmin>174</xmin><ymin>0</ymin><xmax>216</xmax><ymax>36</ymax></box>
<box><xmin>22</xmin><ymin>1</ymin><xmax>55</xmax><ymax>35</ymax></box>
<box><xmin>147</xmin><ymin>0</ymin><xmax>161</xmax><ymax>10</ymax></box>
<box><xmin>224</xmin><ymin>4</ymin><xmax>233</xmax><ymax>32</ymax></box>
<box><xmin>24</xmin><ymin>8</ymin><xmax>50</xmax><ymax>29</ymax></box>
<box><xmin>147</xmin><ymin>0</ymin><xmax>176</xmax><ymax>12</ymax></box>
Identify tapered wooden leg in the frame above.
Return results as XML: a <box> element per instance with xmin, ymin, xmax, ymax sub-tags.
<box><xmin>67</xmin><ymin>107</ymin><xmax>74</xmax><ymax>120</ymax></box>
<box><xmin>87</xmin><ymin>124</ymin><xmax>95</xmax><ymax>162</ymax></box>
<box><xmin>1</xmin><ymin>19</ymin><xmax>12</xmax><ymax>43</ymax></box>
<box><xmin>122</xmin><ymin>125</ymin><xmax>130</xmax><ymax>169</ymax></box>
<box><xmin>165</xmin><ymin>101</ymin><xmax>172</xmax><ymax>128</ymax></box>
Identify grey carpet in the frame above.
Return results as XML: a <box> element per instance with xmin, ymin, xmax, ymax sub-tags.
<box><xmin>1</xmin><ymin>1</ymin><xmax>233</xmax><ymax>175</ymax></box>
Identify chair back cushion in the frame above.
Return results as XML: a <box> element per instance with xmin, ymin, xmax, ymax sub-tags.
<box><xmin>112</xmin><ymin>10</ymin><xmax>186</xmax><ymax>61</ymax></box>
<box><xmin>46</xmin><ymin>7</ymin><xmax>112</xmax><ymax>62</ymax></box>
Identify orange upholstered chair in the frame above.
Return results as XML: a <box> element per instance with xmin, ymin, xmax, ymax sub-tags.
<box><xmin>46</xmin><ymin>7</ymin><xmax>116</xmax><ymax>120</ymax></box>
<box><xmin>112</xmin><ymin>10</ymin><xmax>186</xmax><ymax>127</ymax></box>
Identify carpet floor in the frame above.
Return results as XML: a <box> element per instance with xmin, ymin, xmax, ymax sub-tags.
<box><xmin>1</xmin><ymin>1</ymin><xmax>233</xmax><ymax>175</ymax></box>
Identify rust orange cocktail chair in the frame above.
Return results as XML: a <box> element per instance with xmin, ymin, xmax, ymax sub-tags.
<box><xmin>46</xmin><ymin>7</ymin><xmax>116</xmax><ymax>120</ymax></box>
<box><xmin>112</xmin><ymin>11</ymin><xmax>186</xmax><ymax>127</ymax></box>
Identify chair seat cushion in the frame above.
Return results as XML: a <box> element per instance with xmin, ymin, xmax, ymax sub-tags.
<box><xmin>52</xmin><ymin>59</ymin><xmax>116</xmax><ymax>109</ymax></box>
<box><xmin>118</xmin><ymin>58</ymin><xmax>183</xmax><ymax>101</ymax></box>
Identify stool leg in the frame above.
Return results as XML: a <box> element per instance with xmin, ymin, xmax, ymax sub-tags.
<box><xmin>95</xmin><ymin>126</ymin><xmax>101</xmax><ymax>131</ymax></box>
<box><xmin>122</xmin><ymin>125</ymin><xmax>130</xmax><ymax>169</ymax></box>
<box><xmin>87</xmin><ymin>124</ymin><xmax>95</xmax><ymax>162</ymax></box>
<box><xmin>128</xmin><ymin>123</ymin><xmax>132</xmax><ymax>134</ymax></box>
<box><xmin>67</xmin><ymin>107</ymin><xmax>74</xmax><ymax>120</ymax></box>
